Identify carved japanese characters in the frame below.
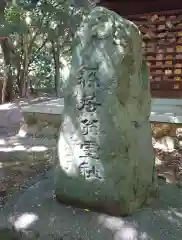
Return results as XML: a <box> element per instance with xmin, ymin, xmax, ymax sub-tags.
<box><xmin>55</xmin><ymin>7</ymin><xmax>158</xmax><ymax>216</ymax></box>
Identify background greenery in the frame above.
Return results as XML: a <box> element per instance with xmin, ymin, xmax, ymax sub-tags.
<box><xmin>0</xmin><ymin>0</ymin><xmax>97</xmax><ymax>103</ymax></box>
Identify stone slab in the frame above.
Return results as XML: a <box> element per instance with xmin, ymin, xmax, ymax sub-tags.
<box><xmin>54</xmin><ymin>6</ymin><xmax>158</xmax><ymax>216</ymax></box>
<box><xmin>21</xmin><ymin>97</ymin><xmax>182</xmax><ymax>124</ymax></box>
<box><xmin>151</xmin><ymin>98</ymin><xmax>182</xmax><ymax>124</ymax></box>
<box><xmin>22</xmin><ymin>98</ymin><xmax>64</xmax><ymax>115</ymax></box>
<box><xmin>22</xmin><ymin>112</ymin><xmax>62</xmax><ymax>138</ymax></box>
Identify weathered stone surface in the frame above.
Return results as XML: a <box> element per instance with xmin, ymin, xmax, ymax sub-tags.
<box><xmin>22</xmin><ymin>112</ymin><xmax>62</xmax><ymax>138</ymax></box>
<box><xmin>151</xmin><ymin>123</ymin><xmax>182</xmax><ymax>139</ymax></box>
<box><xmin>153</xmin><ymin>136</ymin><xmax>177</xmax><ymax>153</ymax></box>
<box><xmin>152</xmin><ymin>123</ymin><xmax>173</xmax><ymax>139</ymax></box>
<box><xmin>176</xmin><ymin>128</ymin><xmax>182</xmax><ymax>139</ymax></box>
<box><xmin>55</xmin><ymin>7</ymin><xmax>158</xmax><ymax>216</ymax></box>
<box><xmin>178</xmin><ymin>140</ymin><xmax>182</xmax><ymax>150</ymax></box>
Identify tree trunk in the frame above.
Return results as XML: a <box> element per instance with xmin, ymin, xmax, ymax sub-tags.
<box><xmin>18</xmin><ymin>35</ymin><xmax>30</xmax><ymax>97</ymax></box>
<box><xmin>52</xmin><ymin>40</ymin><xmax>61</xmax><ymax>97</ymax></box>
<box><xmin>0</xmin><ymin>2</ymin><xmax>14</xmax><ymax>103</ymax></box>
<box><xmin>1</xmin><ymin>39</ymin><xmax>14</xmax><ymax>103</ymax></box>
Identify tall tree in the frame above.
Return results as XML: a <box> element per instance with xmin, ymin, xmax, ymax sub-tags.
<box><xmin>0</xmin><ymin>0</ymin><xmax>97</xmax><ymax>103</ymax></box>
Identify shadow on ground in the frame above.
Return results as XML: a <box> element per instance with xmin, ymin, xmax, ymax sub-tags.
<box><xmin>0</xmin><ymin>136</ymin><xmax>56</xmax><ymax>206</ymax></box>
<box><xmin>0</xmin><ymin>169</ymin><xmax>182</xmax><ymax>240</ymax></box>
<box><xmin>0</xmin><ymin>100</ymin><xmax>57</xmax><ymax>206</ymax></box>
<box><xmin>0</xmin><ymin>102</ymin><xmax>182</xmax><ymax>239</ymax></box>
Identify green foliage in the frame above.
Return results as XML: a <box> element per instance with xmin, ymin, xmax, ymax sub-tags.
<box><xmin>0</xmin><ymin>0</ymin><xmax>93</xmax><ymax>97</ymax></box>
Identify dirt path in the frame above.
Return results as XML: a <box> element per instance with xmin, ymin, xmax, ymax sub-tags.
<box><xmin>0</xmin><ymin>99</ymin><xmax>57</xmax><ymax>206</ymax></box>
<box><xmin>0</xmin><ymin>135</ymin><xmax>56</xmax><ymax>206</ymax></box>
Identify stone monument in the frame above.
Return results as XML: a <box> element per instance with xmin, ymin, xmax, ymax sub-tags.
<box><xmin>55</xmin><ymin>6</ymin><xmax>158</xmax><ymax>216</ymax></box>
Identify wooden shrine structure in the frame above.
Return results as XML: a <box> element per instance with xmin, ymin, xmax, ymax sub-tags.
<box><xmin>98</xmin><ymin>0</ymin><xmax>182</xmax><ymax>99</ymax></box>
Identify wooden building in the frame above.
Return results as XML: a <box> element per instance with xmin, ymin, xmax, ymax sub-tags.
<box><xmin>98</xmin><ymin>0</ymin><xmax>182</xmax><ymax>99</ymax></box>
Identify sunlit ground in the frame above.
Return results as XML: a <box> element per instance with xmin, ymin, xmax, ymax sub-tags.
<box><xmin>0</xmin><ymin>100</ymin><xmax>58</xmax><ymax>205</ymax></box>
<box><xmin>1</xmin><ymin>175</ymin><xmax>182</xmax><ymax>240</ymax></box>
<box><xmin>0</xmin><ymin>135</ymin><xmax>56</xmax><ymax>205</ymax></box>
